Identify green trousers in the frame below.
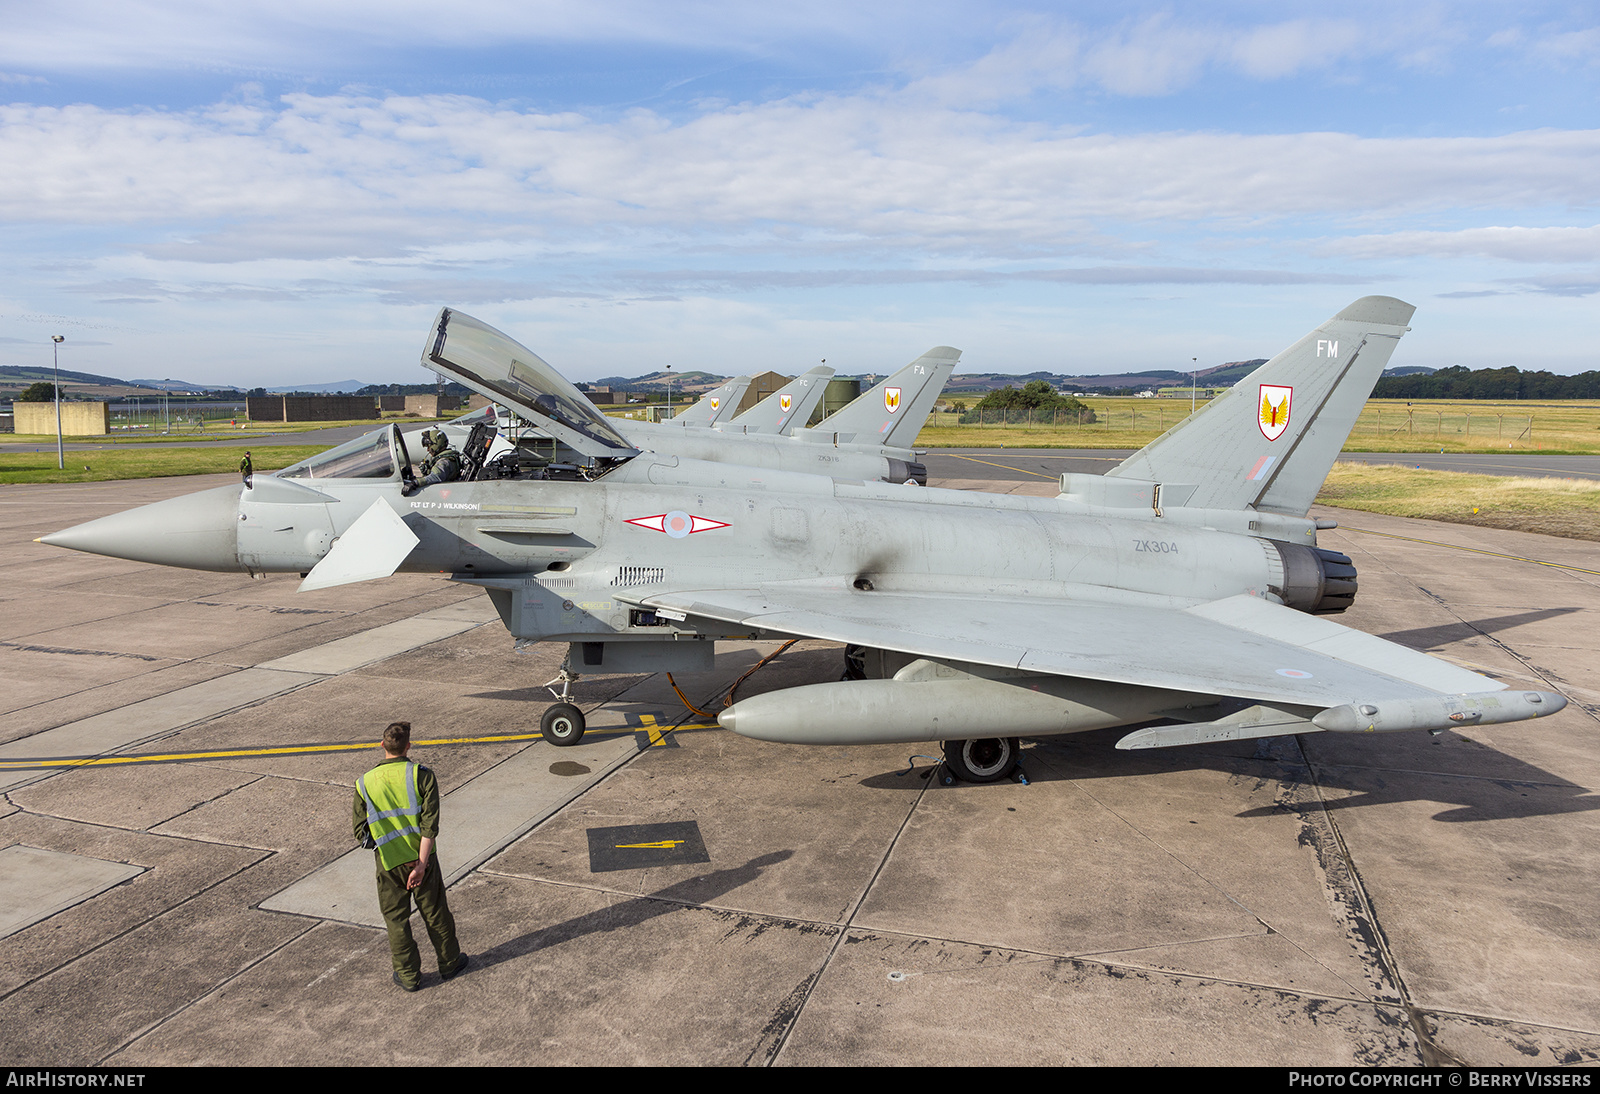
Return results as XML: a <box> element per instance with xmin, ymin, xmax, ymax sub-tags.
<box><xmin>376</xmin><ymin>855</ymin><xmax>462</xmax><ymax>988</ymax></box>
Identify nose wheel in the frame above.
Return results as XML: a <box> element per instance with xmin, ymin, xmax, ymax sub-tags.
<box><xmin>540</xmin><ymin>655</ymin><xmax>586</xmax><ymax>746</ymax></box>
<box><xmin>541</xmin><ymin>703</ymin><xmax>586</xmax><ymax>746</ymax></box>
<box><xmin>942</xmin><ymin>737</ymin><xmax>1021</xmax><ymax>783</ymax></box>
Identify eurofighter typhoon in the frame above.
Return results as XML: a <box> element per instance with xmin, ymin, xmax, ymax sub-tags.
<box><xmin>41</xmin><ymin>298</ymin><xmax>1564</xmax><ymax>783</ymax></box>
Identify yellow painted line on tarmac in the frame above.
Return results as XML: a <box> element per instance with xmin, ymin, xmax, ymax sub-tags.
<box><xmin>0</xmin><ymin>720</ymin><xmax>727</xmax><ymax>772</ymax></box>
<box><xmin>630</xmin><ymin>712</ymin><xmax>719</xmax><ymax>745</ymax></box>
<box><xmin>0</xmin><ymin>735</ymin><xmax>543</xmax><ymax>771</ymax></box>
<box><xmin>1342</xmin><ymin>526</ymin><xmax>1600</xmax><ymax>576</ymax></box>
<box><xmin>615</xmin><ymin>840</ymin><xmax>687</xmax><ymax>850</ymax></box>
<box><xmin>944</xmin><ymin>453</ymin><xmax>1057</xmax><ymax>479</ymax></box>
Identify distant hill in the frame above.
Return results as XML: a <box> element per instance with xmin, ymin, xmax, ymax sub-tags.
<box><xmin>1197</xmin><ymin>359</ymin><xmax>1268</xmax><ymax>386</ymax></box>
<box><xmin>594</xmin><ymin>371</ymin><xmax>729</xmax><ymax>394</ymax></box>
<box><xmin>948</xmin><ymin>362</ymin><xmax>1265</xmax><ymax>395</ymax></box>
<box><xmin>130</xmin><ymin>377</ymin><xmax>234</xmax><ymax>393</ymax></box>
<box><xmin>0</xmin><ymin>364</ymin><xmax>163</xmax><ymax>389</ymax></box>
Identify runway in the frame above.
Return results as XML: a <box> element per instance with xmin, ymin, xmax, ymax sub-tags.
<box><xmin>0</xmin><ymin>473</ymin><xmax>1596</xmax><ymax>1065</ymax></box>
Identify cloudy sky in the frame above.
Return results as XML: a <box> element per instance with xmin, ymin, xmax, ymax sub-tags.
<box><xmin>1</xmin><ymin>2</ymin><xmax>1595</xmax><ymax>387</ymax></box>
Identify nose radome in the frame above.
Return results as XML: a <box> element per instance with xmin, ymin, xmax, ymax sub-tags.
<box><xmin>40</xmin><ymin>484</ymin><xmax>242</xmax><ymax>571</ymax></box>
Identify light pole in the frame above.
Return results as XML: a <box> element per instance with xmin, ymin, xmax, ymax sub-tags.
<box><xmin>1190</xmin><ymin>357</ymin><xmax>1198</xmax><ymax>416</ymax></box>
<box><xmin>52</xmin><ymin>335</ymin><xmax>65</xmax><ymax>470</ymax></box>
<box><xmin>665</xmin><ymin>364</ymin><xmax>673</xmax><ymax>420</ymax></box>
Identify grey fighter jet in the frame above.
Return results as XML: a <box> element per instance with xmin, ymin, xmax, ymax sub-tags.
<box><xmin>710</xmin><ymin>366</ymin><xmax>833</xmax><ymax>436</ymax></box>
<box><xmin>41</xmin><ymin>297</ymin><xmax>1565</xmax><ymax>783</ymax></box>
<box><xmin>425</xmin><ymin>311</ymin><xmax>947</xmax><ymax>484</ymax></box>
<box><xmin>647</xmin><ymin>367</ymin><xmax>833</xmax><ymax>435</ymax></box>
<box><xmin>658</xmin><ymin>374</ymin><xmax>753</xmax><ymax>428</ymax></box>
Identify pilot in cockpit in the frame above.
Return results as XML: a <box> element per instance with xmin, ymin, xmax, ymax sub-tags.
<box><xmin>404</xmin><ymin>429</ymin><xmax>462</xmax><ymax>495</ymax></box>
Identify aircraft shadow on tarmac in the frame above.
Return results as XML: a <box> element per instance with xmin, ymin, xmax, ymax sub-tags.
<box><xmin>1035</xmin><ymin>729</ymin><xmax>1596</xmax><ymax>825</ymax></box>
<box><xmin>1376</xmin><ymin>606</ymin><xmax>1582</xmax><ymax>651</ymax></box>
<box><xmin>469</xmin><ymin>850</ymin><xmax>799</xmax><ymax>972</ymax></box>
<box><xmin>466</xmin><ymin>679</ymin><xmax>647</xmax><ymax>705</ymax></box>
<box><xmin>854</xmin><ymin>721</ymin><xmax>1598</xmax><ymax>827</ymax></box>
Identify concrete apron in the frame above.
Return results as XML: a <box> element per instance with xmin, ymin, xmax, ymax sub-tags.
<box><xmin>262</xmin><ymin>644</ymin><xmax>769</xmax><ymax>929</ymax></box>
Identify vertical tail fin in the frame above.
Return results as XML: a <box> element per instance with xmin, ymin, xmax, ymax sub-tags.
<box><xmin>1106</xmin><ymin>297</ymin><xmax>1414</xmax><ymax>515</ymax></box>
<box><xmin>806</xmin><ymin>347</ymin><xmax>959</xmax><ymax>449</ymax></box>
<box><xmin>670</xmin><ymin>376</ymin><xmax>752</xmax><ymax>427</ymax></box>
<box><xmin>723</xmin><ymin>366</ymin><xmax>834</xmax><ymax>435</ymax></box>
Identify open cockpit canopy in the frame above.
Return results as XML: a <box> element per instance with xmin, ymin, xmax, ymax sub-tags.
<box><xmin>422</xmin><ymin>309</ymin><xmax>638</xmax><ymax>464</ymax></box>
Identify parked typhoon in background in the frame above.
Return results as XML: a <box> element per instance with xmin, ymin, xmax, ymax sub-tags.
<box><xmin>647</xmin><ymin>366</ymin><xmax>833</xmax><ymax>436</ymax></box>
<box><xmin>658</xmin><ymin>374</ymin><xmax>755</xmax><ymax>429</ymax></box>
<box><xmin>42</xmin><ymin>298</ymin><xmax>1564</xmax><ymax>783</ymax></box>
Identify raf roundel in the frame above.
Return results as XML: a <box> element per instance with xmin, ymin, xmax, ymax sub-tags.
<box><xmin>625</xmin><ymin>511</ymin><xmax>731</xmax><ymax>539</ymax></box>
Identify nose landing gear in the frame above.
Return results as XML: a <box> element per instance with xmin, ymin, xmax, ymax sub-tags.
<box><xmin>540</xmin><ymin>655</ymin><xmax>586</xmax><ymax>746</ymax></box>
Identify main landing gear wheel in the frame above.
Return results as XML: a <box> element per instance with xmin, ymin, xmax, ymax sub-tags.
<box><xmin>541</xmin><ymin>703</ymin><xmax>585</xmax><ymax>747</ymax></box>
<box><xmin>942</xmin><ymin>737</ymin><xmax>1021</xmax><ymax>783</ymax></box>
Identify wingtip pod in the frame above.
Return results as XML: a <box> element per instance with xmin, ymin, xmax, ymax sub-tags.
<box><xmin>1312</xmin><ymin>690</ymin><xmax>1566</xmax><ymax>734</ymax></box>
<box><xmin>1334</xmin><ymin>295</ymin><xmax>1415</xmax><ymax>327</ymax></box>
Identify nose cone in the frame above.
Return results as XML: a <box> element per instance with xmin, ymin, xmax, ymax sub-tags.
<box><xmin>40</xmin><ymin>484</ymin><xmax>242</xmax><ymax>571</ymax></box>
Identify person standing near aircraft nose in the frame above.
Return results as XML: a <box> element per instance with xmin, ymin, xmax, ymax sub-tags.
<box><xmin>353</xmin><ymin>721</ymin><xmax>468</xmax><ymax>991</ymax></box>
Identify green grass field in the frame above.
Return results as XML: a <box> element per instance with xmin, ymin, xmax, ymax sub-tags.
<box><xmin>5</xmin><ymin>415</ymin><xmax>442</xmax><ymax>446</ymax></box>
<box><xmin>916</xmin><ymin>397</ymin><xmax>1600</xmax><ymax>453</ymax></box>
<box><xmin>0</xmin><ymin>445</ymin><xmax>325</xmax><ymax>484</ymax></box>
<box><xmin>1316</xmin><ymin>462</ymin><xmax>1600</xmax><ymax>541</ymax></box>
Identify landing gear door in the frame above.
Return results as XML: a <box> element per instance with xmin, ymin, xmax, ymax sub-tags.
<box><xmin>422</xmin><ymin>308</ymin><xmax>639</xmax><ymax>462</ymax></box>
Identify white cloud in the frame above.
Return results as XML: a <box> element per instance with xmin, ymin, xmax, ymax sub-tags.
<box><xmin>2</xmin><ymin>6</ymin><xmax>1596</xmax><ymax>380</ymax></box>
<box><xmin>912</xmin><ymin>13</ymin><xmax>1408</xmax><ymax>101</ymax></box>
<box><xmin>0</xmin><ymin>1</ymin><xmax>943</xmax><ymax>76</ymax></box>
<box><xmin>0</xmin><ymin>4</ymin><xmax>1494</xmax><ymax>101</ymax></box>
<box><xmin>1529</xmin><ymin>26</ymin><xmax>1600</xmax><ymax>65</ymax></box>
<box><xmin>4</xmin><ymin>92</ymin><xmax>1597</xmax><ymax>267</ymax></box>
<box><xmin>1488</xmin><ymin>22</ymin><xmax>1600</xmax><ymax>67</ymax></box>
<box><xmin>1324</xmin><ymin>225</ymin><xmax>1600</xmax><ymax>263</ymax></box>
<box><xmin>1081</xmin><ymin>14</ymin><xmax>1219</xmax><ymax>96</ymax></box>
<box><xmin>1228</xmin><ymin>18</ymin><xmax>1367</xmax><ymax>80</ymax></box>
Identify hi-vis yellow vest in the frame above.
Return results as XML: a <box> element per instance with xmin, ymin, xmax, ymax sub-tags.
<box><xmin>358</xmin><ymin>761</ymin><xmax>423</xmax><ymax>871</ymax></box>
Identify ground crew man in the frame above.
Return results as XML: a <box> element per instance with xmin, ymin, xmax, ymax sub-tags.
<box><xmin>354</xmin><ymin>721</ymin><xmax>468</xmax><ymax>991</ymax></box>
<box><xmin>239</xmin><ymin>450</ymin><xmax>252</xmax><ymax>487</ymax></box>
